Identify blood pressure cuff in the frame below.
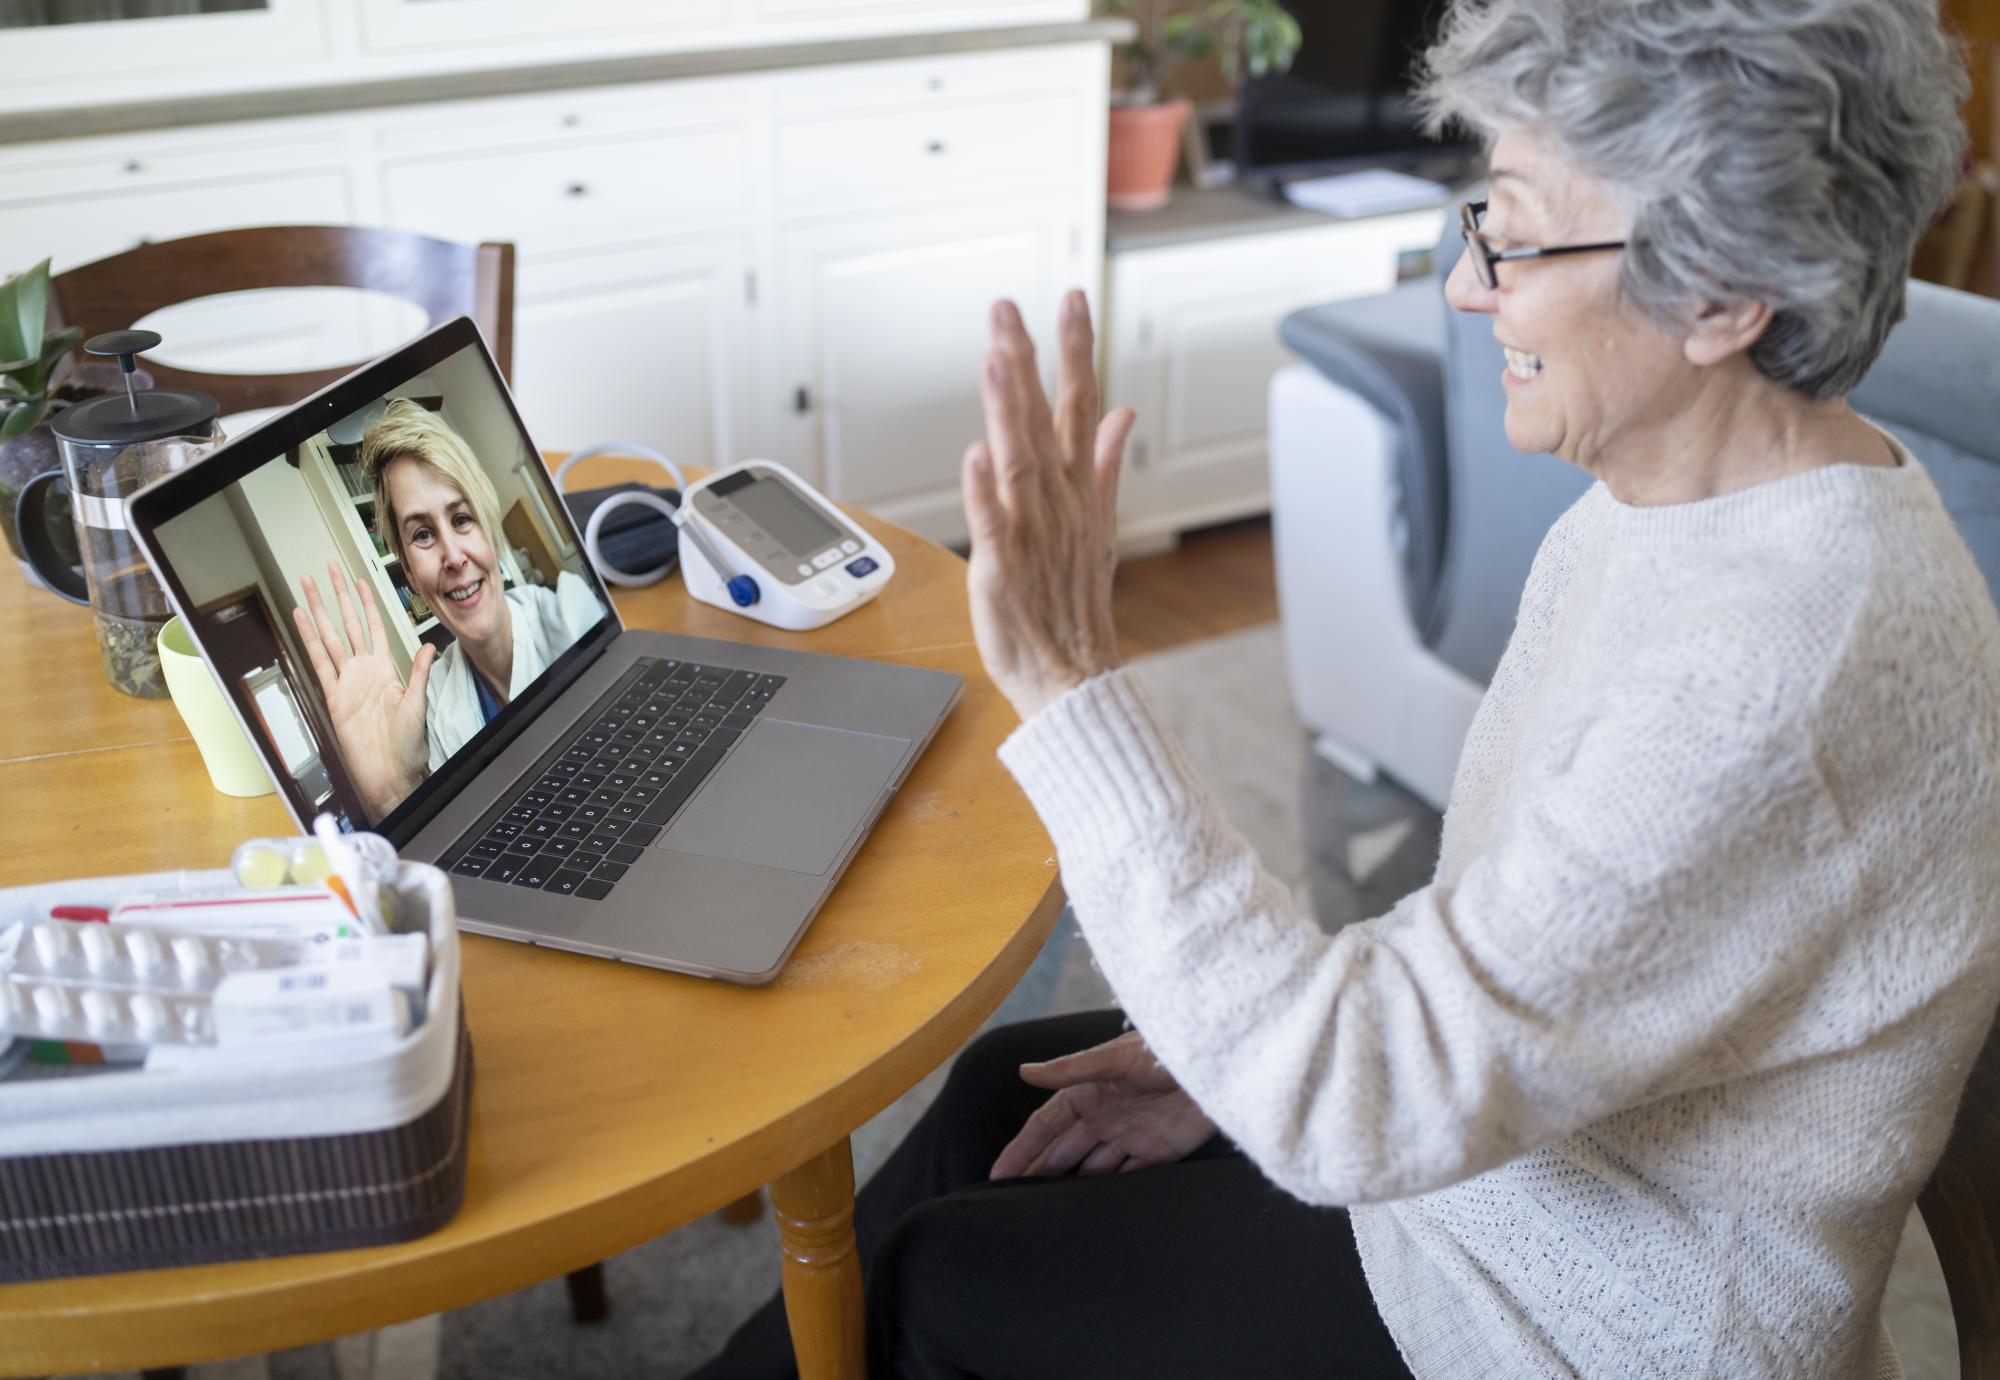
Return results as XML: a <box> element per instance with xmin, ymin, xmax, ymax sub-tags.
<box><xmin>561</xmin><ymin>481</ymin><xmax>681</xmax><ymax>579</ymax></box>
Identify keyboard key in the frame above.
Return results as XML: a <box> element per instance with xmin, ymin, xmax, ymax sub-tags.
<box><xmin>573</xmin><ymin>834</ymin><xmax>613</xmax><ymax>858</ymax></box>
<box><xmin>624</xmin><ymin>823</ymin><xmax>660</xmax><ymax>846</ymax></box>
<box><xmin>719</xmin><ymin>670</ymin><xmax>759</xmax><ymax>702</ymax></box>
<box><xmin>691</xmin><ymin>712</ymin><xmax>723</xmax><ymax>731</ymax></box>
<box><xmin>575</xmin><ymin>804</ymin><xmax>605</xmax><ymax>824</ymax></box>
<box><xmin>525</xmin><ymin>818</ymin><xmax>560</xmax><ymax>840</ymax></box>
<box><xmin>578</xmin><ymin>879</ymin><xmax>615</xmax><ymax>901</ymax></box>
<box><xmin>543</xmin><ymin>837</ymin><xmax>578</xmax><ymax>857</ymax></box>
<box><xmin>515</xmin><ymin>858</ymin><xmax>556</xmax><ymax>888</ymax></box>
<box><xmin>590</xmin><ymin>789</ymin><xmax>622</xmax><ymax>808</ymax></box>
<box><xmin>558</xmin><ymin>786</ymin><xmax>591</xmax><ymax>806</ymax></box>
<box><xmin>708</xmin><ymin>728</ymin><xmax>740</xmax><ymax>749</ymax></box>
<box><xmin>592</xmin><ymin>861</ymin><xmax>630</xmax><ymax>881</ymax></box>
<box><xmin>607</xmin><ymin>842</ymin><xmax>645</xmax><ymax>866</ymax></box>
<box><xmin>722</xmin><ymin>711</ymin><xmax>754</xmax><ymax>730</ymax></box>
<box><xmin>472</xmin><ymin>839</ymin><xmax>506</xmax><ymax>859</ymax></box>
<box><xmin>520</xmin><ymin>790</ymin><xmax>554</xmax><ymax>809</ymax></box>
<box><xmin>611</xmin><ymin>800</ymin><xmax>646</xmax><ymax>822</ymax></box>
<box><xmin>547</xmin><ymin>761</ymin><xmax>581</xmax><ymax>777</ymax></box>
<box><xmin>639</xmin><ymin>744</ymin><xmax>727</xmax><ymax>828</ymax></box>
<box><xmin>542</xmin><ymin>802</ymin><xmax>575</xmax><ymax>821</ymax></box>
<box><xmin>506</xmin><ymin>804</ymin><xmax>539</xmax><ymax>824</ymax></box>
<box><xmin>560</xmin><ymin>820</ymin><xmax>593</xmax><ymax>840</ymax></box>
<box><xmin>575</xmin><ymin>773</ymin><xmax>606</xmax><ymax>790</ymax></box>
<box><xmin>545</xmin><ymin>869</ymin><xmax>590</xmax><ymax>896</ymax></box>
<box><xmin>451</xmin><ymin>857</ymin><xmax>488</xmax><ymax>878</ymax></box>
<box><xmin>486</xmin><ymin>859</ymin><xmax>523</xmax><ymax>884</ymax></box>
<box><xmin>627</xmin><ymin>786</ymin><xmax>658</xmax><ymax>805</ymax></box>
<box><xmin>607</xmin><ymin>772</ymin><xmax>637</xmax><ymax>791</ymax></box>
<box><xmin>755</xmin><ymin>674</ymin><xmax>787</xmax><ymax>693</ymax></box>
<box><xmin>640</xmin><ymin>769</ymin><xmax>673</xmax><ymax>788</ymax></box>
<box><xmin>485</xmin><ymin>822</ymin><xmax>522</xmax><ymax>840</ymax></box>
<box><xmin>538</xmin><ymin>774</ymin><xmax>571</xmax><ymax>794</ymax></box>
<box><xmin>508</xmin><ymin>837</ymin><xmax>542</xmax><ymax>856</ymax></box>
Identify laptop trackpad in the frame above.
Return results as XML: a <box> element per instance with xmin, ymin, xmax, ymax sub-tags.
<box><xmin>659</xmin><ymin>718</ymin><xmax>909</xmax><ymax>876</ymax></box>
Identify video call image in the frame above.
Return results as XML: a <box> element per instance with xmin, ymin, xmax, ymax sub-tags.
<box><xmin>152</xmin><ymin>344</ymin><xmax>609</xmax><ymax>828</ymax></box>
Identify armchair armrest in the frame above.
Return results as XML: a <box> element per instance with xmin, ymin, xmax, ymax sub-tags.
<box><xmin>1281</xmin><ymin>284</ymin><xmax>1450</xmax><ymax>639</ymax></box>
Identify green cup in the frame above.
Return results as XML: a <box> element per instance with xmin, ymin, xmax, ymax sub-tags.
<box><xmin>157</xmin><ymin>615</ymin><xmax>276</xmax><ymax>798</ymax></box>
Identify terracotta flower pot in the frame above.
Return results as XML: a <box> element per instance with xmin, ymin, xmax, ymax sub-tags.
<box><xmin>1107</xmin><ymin>98</ymin><xmax>1192</xmax><ymax>212</ymax></box>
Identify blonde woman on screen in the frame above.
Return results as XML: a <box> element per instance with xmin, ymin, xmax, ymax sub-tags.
<box><xmin>293</xmin><ymin>400</ymin><xmax>605</xmax><ymax>820</ymax></box>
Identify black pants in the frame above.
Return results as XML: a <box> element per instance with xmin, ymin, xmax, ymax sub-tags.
<box><xmin>691</xmin><ymin>1010</ymin><xmax>1412</xmax><ymax>1380</ymax></box>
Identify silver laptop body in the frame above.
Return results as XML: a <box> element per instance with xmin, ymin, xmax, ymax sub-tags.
<box><xmin>128</xmin><ymin>317</ymin><xmax>960</xmax><ymax>984</ymax></box>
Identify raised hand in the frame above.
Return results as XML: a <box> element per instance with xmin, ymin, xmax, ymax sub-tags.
<box><xmin>292</xmin><ymin>561</ymin><xmax>436</xmax><ymax>820</ymax></box>
<box><xmin>962</xmin><ymin>292</ymin><xmax>1137</xmax><ymax>723</ymax></box>
<box><xmin>990</xmin><ymin>1029</ymin><xmax>1217</xmax><ymax>1179</ymax></box>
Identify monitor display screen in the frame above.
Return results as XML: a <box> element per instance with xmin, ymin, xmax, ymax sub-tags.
<box><xmin>1235</xmin><ymin>0</ymin><xmax>1465</xmax><ymax>175</ymax></box>
<box><xmin>150</xmin><ymin>338</ymin><xmax>614</xmax><ymax>832</ymax></box>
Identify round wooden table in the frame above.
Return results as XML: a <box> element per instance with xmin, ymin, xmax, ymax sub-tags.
<box><xmin>0</xmin><ymin>456</ymin><xmax>1063</xmax><ymax>1379</ymax></box>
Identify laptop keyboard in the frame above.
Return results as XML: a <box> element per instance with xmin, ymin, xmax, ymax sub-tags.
<box><xmin>440</xmin><ymin>656</ymin><xmax>785</xmax><ymax>902</ymax></box>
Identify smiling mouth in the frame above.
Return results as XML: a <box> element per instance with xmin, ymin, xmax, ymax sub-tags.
<box><xmin>443</xmin><ymin>577</ymin><xmax>484</xmax><ymax>606</ymax></box>
<box><xmin>1504</xmin><ymin>347</ymin><xmax>1544</xmax><ymax>379</ymax></box>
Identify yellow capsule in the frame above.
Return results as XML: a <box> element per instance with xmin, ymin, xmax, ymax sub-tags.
<box><xmin>232</xmin><ymin>842</ymin><xmax>291</xmax><ymax>889</ymax></box>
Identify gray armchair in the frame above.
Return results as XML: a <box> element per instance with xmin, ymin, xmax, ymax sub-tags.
<box><xmin>1270</xmin><ymin>219</ymin><xmax>2000</xmax><ymax>808</ymax></box>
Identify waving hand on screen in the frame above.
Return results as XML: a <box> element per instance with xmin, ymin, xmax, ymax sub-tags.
<box><xmin>293</xmin><ymin>561</ymin><xmax>436</xmax><ymax>820</ymax></box>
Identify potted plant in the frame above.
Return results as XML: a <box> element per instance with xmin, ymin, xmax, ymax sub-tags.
<box><xmin>0</xmin><ymin>259</ymin><xmax>112</xmax><ymax>586</ymax></box>
<box><xmin>1102</xmin><ymin>0</ymin><xmax>1304</xmax><ymax>211</ymax></box>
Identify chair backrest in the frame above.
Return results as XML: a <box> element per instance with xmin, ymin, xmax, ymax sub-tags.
<box><xmin>49</xmin><ymin>225</ymin><xmax>515</xmax><ymax>416</ymax></box>
<box><xmin>1918</xmin><ymin>1002</ymin><xmax>2000</xmax><ymax>1380</ymax></box>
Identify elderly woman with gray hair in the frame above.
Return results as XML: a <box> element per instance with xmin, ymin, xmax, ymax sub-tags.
<box><xmin>697</xmin><ymin>2</ymin><xmax>2000</xmax><ymax>1376</ymax></box>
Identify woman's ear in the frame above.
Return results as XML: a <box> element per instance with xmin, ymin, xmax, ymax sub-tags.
<box><xmin>1683</xmin><ymin>297</ymin><xmax>1773</xmax><ymax>368</ymax></box>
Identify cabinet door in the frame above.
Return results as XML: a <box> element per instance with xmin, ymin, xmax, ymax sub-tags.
<box><xmin>512</xmin><ymin>235</ymin><xmax>754</xmax><ymax>470</ymax></box>
<box><xmin>776</xmin><ymin>199</ymin><xmax>1086</xmax><ymax>546</ymax></box>
<box><xmin>1106</xmin><ymin>211</ymin><xmax>1445</xmax><ymax>543</ymax></box>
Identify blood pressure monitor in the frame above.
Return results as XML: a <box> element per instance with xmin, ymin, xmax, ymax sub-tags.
<box><xmin>678</xmin><ymin>461</ymin><xmax>895</xmax><ymax>631</ymax></box>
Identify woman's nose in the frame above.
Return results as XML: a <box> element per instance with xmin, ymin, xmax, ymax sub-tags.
<box><xmin>1444</xmin><ymin>246</ymin><xmax>1497</xmax><ymax>315</ymax></box>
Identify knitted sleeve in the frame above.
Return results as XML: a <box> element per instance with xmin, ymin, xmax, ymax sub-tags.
<box><xmin>998</xmin><ymin>661</ymin><xmax>1855</xmax><ymax>1206</ymax></box>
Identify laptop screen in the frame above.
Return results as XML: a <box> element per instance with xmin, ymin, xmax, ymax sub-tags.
<box><xmin>147</xmin><ymin>331</ymin><xmax>617</xmax><ymax>835</ymax></box>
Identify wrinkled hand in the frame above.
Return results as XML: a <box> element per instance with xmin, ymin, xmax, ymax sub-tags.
<box><xmin>292</xmin><ymin>562</ymin><xmax>436</xmax><ymax>820</ymax></box>
<box><xmin>962</xmin><ymin>292</ymin><xmax>1136</xmax><ymax>723</ymax></box>
<box><xmin>990</xmin><ymin>1029</ymin><xmax>1217</xmax><ymax>1179</ymax></box>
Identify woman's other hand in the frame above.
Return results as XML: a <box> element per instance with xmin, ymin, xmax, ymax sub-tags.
<box><xmin>962</xmin><ymin>292</ymin><xmax>1137</xmax><ymax>723</ymax></box>
<box><xmin>293</xmin><ymin>562</ymin><xmax>436</xmax><ymax>819</ymax></box>
<box><xmin>990</xmin><ymin>1029</ymin><xmax>1217</xmax><ymax>1179</ymax></box>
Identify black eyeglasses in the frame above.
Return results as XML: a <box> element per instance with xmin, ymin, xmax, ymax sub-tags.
<box><xmin>1459</xmin><ymin>200</ymin><xmax>1627</xmax><ymax>289</ymax></box>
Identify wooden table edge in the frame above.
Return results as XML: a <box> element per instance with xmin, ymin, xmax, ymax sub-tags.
<box><xmin>0</xmin><ymin>880</ymin><xmax>1070</xmax><ymax>1376</ymax></box>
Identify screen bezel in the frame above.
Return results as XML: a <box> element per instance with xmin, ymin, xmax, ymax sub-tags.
<box><xmin>126</xmin><ymin>315</ymin><xmax>624</xmax><ymax>848</ymax></box>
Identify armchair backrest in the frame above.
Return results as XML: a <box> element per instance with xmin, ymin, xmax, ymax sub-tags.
<box><xmin>1427</xmin><ymin>221</ymin><xmax>2000</xmax><ymax>686</ymax></box>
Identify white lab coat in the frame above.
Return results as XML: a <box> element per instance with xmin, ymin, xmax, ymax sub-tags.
<box><xmin>424</xmin><ymin>570</ymin><xmax>608</xmax><ymax>770</ymax></box>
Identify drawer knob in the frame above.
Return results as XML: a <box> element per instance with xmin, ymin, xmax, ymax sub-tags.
<box><xmin>123</xmin><ymin>159</ymin><xmax>143</xmax><ymax>174</ymax></box>
<box><xmin>926</xmin><ymin>140</ymin><xmax>947</xmax><ymax>156</ymax></box>
<box><xmin>562</xmin><ymin>113</ymin><xmax>580</xmax><ymax>128</ymax></box>
<box><xmin>565</xmin><ymin>182</ymin><xmax>590</xmax><ymax>198</ymax></box>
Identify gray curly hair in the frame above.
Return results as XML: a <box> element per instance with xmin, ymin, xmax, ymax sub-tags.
<box><xmin>1416</xmin><ymin>0</ymin><xmax>1968</xmax><ymax>400</ymax></box>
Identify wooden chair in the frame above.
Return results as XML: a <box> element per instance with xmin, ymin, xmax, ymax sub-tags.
<box><xmin>1914</xmin><ymin>1002</ymin><xmax>2000</xmax><ymax>1380</ymax></box>
<box><xmin>48</xmin><ymin>225</ymin><xmax>516</xmax><ymax>410</ymax></box>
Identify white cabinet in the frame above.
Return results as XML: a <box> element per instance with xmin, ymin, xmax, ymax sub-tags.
<box><xmin>512</xmin><ymin>235</ymin><xmax>754</xmax><ymax>471</ymax></box>
<box><xmin>0</xmin><ymin>32</ymin><xmax>1111</xmax><ymax>546</ymax></box>
<box><xmin>773</xmin><ymin>198</ymin><xmax>1084</xmax><ymax>546</ymax></box>
<box><xmin>1105</xmin><ymin>201</ymin><xmax>1446</xmax><ymax>546</ymax></box>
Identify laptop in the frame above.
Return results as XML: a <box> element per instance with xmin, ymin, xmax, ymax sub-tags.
<box><xmin>126</xmin><ymin>317</ymin><xmax>962</xmax><ymax>984</ymax></box>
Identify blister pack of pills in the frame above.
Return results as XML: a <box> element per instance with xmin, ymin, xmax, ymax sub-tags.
<box><xmin>0</xmin><ymin>918</ymin><xmax>296</xmax><ymax>1047</ymax></box>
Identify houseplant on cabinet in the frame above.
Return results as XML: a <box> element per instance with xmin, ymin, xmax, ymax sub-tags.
<box><xmin>1102</xmin><ymin>0</ymin><xmax>1304</xmax><ymax>211</ymax></box>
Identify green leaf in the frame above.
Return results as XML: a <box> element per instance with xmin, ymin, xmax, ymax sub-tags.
<box><xmin>0</xmin><ymin>398</ymin><xmax>51</xmax><ymax>443</ymax></box>
<box><xmin>26</xmin><ymin>326</ymin><xmax>80</xmax><ymax>394</ymax></box>
<box><xmin>0</xmin><ymin>354</ymin><xmax>37</xmax><ymax>376</ymax></box>
<box><xmin>0</xmin><ymin>259</ymin><xmax>51</xmax><ymax>378</ymax></box>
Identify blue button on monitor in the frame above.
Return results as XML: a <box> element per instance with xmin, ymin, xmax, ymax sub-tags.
<box><xmin>844</xmin><ymin>556</ymin><xmax>879</xmax><ymax>578</ymax></box>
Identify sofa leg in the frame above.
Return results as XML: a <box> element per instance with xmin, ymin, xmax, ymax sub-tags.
<box><xmin>566</xmin><ymin>1262</ymin><xmax>610</xmax><ymax>1324</ymax></box>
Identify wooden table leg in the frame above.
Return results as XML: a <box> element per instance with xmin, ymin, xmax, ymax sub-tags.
<box><xmin>772</xmin><ymin>1136</ymin><xmax>867</xmax><ymax>1380</ymax></box>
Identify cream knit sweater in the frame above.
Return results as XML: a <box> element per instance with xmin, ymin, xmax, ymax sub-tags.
<box><xmin>999</xmin><ymin>453</ymin><xmax>2000</xmax><ymax>1379</ymax></box>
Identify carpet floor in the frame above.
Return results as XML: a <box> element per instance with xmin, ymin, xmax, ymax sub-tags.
<box><xmin>69</xmin><ymin>625</ymin><xmax>1957</xmax><ymax>1380</ymax></box>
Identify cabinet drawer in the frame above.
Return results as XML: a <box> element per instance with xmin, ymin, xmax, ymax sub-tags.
<box><xmin>382</xmin><ymin>126</ymin><xmax>750</xmax><ymax>248</ymax></box>
<box><xmin>0</xmin><ymin>170</ymin><xmax>352</xmax><ymax>276</ymax></box>
<box><xmin>777</xmin><ymin>94</ymin><xmax>1083</xmax><ymax>211</ymax></box>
